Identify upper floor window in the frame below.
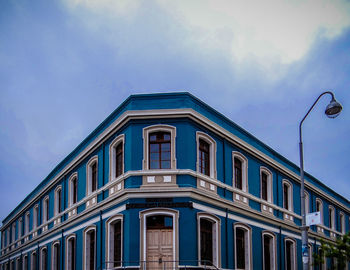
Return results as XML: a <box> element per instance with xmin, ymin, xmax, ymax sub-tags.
<box><xmin>43</xmin><ymin>196</ymin><xmax>49</xmax><ymax>223</ymax></box>
<box><xmin>87</xmin><ymin>156</ymin><xmax>98</xmax><ymax>195</ymax></box>
<box><xmin>33</xmin><ymin>205</ymin><xmax>39</xmax><ymax>229</ymax></box>
<box><xmin>143</xmin><ymin>125</ymin><xmax>177</xmax><ymax>170</ymax></box>
<box><xmin>25</xmin><ymin>212</ymin><xmax>30</xmax><ymax>234</ymax></box>
<box><xmin>234</xmin><ymin>224</ymin><xmax>252</xmax><ymax>269</ymax></box>
<box><xmin>316</xmin><ymin>198</ymin><xmax>323</xmax><ymax>224</ymax></box>
<box><xmin>260</xmin><ymin>167</ymin><xmax>273</xmax><ymax>203</ymax></box>
<box><xmin>197</xmin><ymin>132</ymin><xmax>217</xmax><ymax>178</ymax></box>
<box><xmin>339</xmin><ymin>212</ymin><xmax>345</xmax><ymax>234</ymax></box>
<box><xmin>11</xmin><ymin>223</ymin><xmax>16</xmax><ymax>243</ymax></box>
<box><xmin>304</xmin><ymin>192</ymin><xmax>309</xmax><ymax>214</ymax></box>
<box><xmin>232</xmin><ymin>152</ymin><xmax>248</xmax><ymax>192</ymax></box>
<box><xmin>109</xmin><ymin>135</ymin><xmax>125</xmax><ymax>180</ymax></box>
<box><xmin>282</xmin><ymin>180</ymin><xmax>293</xmax><ymax>211</ymax></box>
<box><xmin>54</xmin><ymin>186</ymin><xmax>62</xmax><ymax>215</ymax></box>
<box><xmin>69</xmin><ymin>174</ymin><xmax>78</xmax><ymax>207</ymax></box>
<box><xmin>18</xmin><ymin>218</ymin><xmax>22</xmax><ymax>239</ymax></box>
<box><xmin>329</xmin><ymin>206</ymin><xmax>335</xmax><ymax>230</ymax></box>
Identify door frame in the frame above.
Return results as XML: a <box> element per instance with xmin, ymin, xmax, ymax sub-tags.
<box><xmin>140</xmin><ymin>208</ymin><xmax>179</xmax><ymax>266</ymax></box>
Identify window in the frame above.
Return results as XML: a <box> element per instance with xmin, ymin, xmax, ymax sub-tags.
<box><xmin>18</xmin><ymin>218</ymin><xmax>22</xmax><ymax>239</ymax></box>
<box><xmin>304</xmin><ymin>192</ymin><xmax>309</xmax><ymax>214</ymax></box>
<box><xmin>84</xmin><ymin>227</ymin><xmax>96</xmax><ymax>270</ymax></box>
<box><xmin>260</xmin><ymin>167</ymin><xmax>273</xmax><ymax>202</ymax></box>
<box><xmin>109</xmin><ymin>135</ymin><xmax>124</xmax><ymax>181</ymax></box>
<box><xmin>232</xmin><ymin>152</ymin><xmax>248</xmax><ymax>192</ymax></box>
<box><xmin>285</xmin><ymin>239</ymin><xmax>296</xmax><ymax>270</ymax></box>
<box><xmin>66</xmin><ymin>235</ymin><xmax>76</xmax><ymax>270</ymax></box>
<box><xmin>68</xmin><ymin>174</ymin><xmax>78</xmax><ymax>206</ymax></box>
<box><xmin>12</xmin><ymin>223</ymin><xmax>16</xmax><ymax>243</ymax></box>
<box><xmin>31</xmin><ymin>252</ymin><xmax>37</xmax><ymax>270</ymax></box>
<box><xmin>106</xmin><ymin>216</ymin><xmax>123</xmax><ymax>268</ymax></box>
<box><xmin>43</xmin><ymin>197</ymin><xmax>49</xmax><ymax>223</ymax></box>
<box><xmin>316</xmin><ymin>199</ymin><xmax>323</xmax><ymax>224</ymax></box>
<box><xmin>54</xmin><ymin>187</ymin><xmax>62</xmax><ymax>215</ymax></box>
<box><xmin>339</xmin><ymin>212</ymin><xmax>345</xmax><ymax>234</ymax></box>
<box><xmin>329</xmin><ymin>206</ymin><xmax>335</xmax><ymax>230</ymax></box>
<box><xmin>262</xmin><ymin>232</ymin><xmax>276</xmax><ymax>270</ymax></box>
<box><xmin>87</xmin><ymin>157</ymin><xmax>98</xmax><ymax>195</ymax></box>
<box><xmin>25</xmin><ymin>212</ymin><xmax>30</xmax><ymax>234</ymax></box>
<box><xmin>197</xmin><ymin>132</ymin><xmax>217</xmax><ymax>178</ymax></box>
<box><xmin>23</xmin><ymin>255</ymin><xmax>28</xmax><ymax>270</ymax></box>
<box><xmin>234</xmin><ymin>224</ymin><xmax>252</xmax><ymax>270</ymax></box>
<box><xmin>198</xmin><ymin>214</ymin><xmax>220</xmax><ymax>268</ymax></box>
<box><xmin>143</xmin><ymin>125</ymin><xmax>176</xmax><ymax>170</ymax></box>
<box><xmin>33</xmin><ymin>205</ymin><xmax>38</xmax><ymax>229</ymax></box>
<box><xmin>52</xmin><ymin>241</ymin><xmax>60</xmax><ymax>270</ymax></box>
<box><xmin>282</xmin><ymin>181</ymin><xmax>293</xmax><ymax>211</ymax></box>
<box><xmin>16</xmin><ymin>257</ymin><xmax>21</xmax><ymax>270</ymax></box>
<box><xmin>40</xmin><ymin>247</ymin><xmax>47</xmax><ymax>270</ymax></box>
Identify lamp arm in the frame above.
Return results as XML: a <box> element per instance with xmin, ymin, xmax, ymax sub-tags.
<box><xmin>299</xmin><ymin>91</ymin><xmax>335</xmax><ymax>143</ymax></box>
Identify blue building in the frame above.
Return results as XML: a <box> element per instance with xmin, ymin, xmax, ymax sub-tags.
<box><xmin>0</xmin><ymin>92</ymin><xmax>349</xmax><ymax>270</ymax></box>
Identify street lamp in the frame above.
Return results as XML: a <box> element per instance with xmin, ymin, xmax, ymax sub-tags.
<box><xmin>299</xmin><ymin>91</ymin><xmax>342</xmax><ymax>270</ymax></box>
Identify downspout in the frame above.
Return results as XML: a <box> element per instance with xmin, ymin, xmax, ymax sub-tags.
<box><xmin>100</xmin><ymin>210</ymin><xmax>103</xmax><ymax>270</ymax></box>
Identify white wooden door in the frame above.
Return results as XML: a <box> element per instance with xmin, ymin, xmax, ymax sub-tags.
<box><xmin>146</xmin><ymin>229</ymin><xmax>173</xmax><ymax>269</ymax></box>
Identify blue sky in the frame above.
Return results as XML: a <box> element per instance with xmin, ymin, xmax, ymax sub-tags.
<box><xmin>0</xmin><ymin>0</ymin><xmax>349</xmax><ymax>223</ymax></box>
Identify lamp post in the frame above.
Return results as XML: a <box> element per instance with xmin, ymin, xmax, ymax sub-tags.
<box><xmin>299</xmin><ymin>91</ymin><xmax>342</xmax><ymax>270</ymax></box>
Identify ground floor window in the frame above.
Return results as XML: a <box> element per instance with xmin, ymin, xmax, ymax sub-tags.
<box><xmin>234</xmin><ymin>224</ymin><xmax>251</xmax><ymax>270</ymax></box>
<box><xmin>52</xmin><ymin>241</ymin><xmax>60</xmax><ymax>270</ymax></box>
<box><xmin>30</xmin><ymin>252</ymin><xmax>37</xmax><ymax>270</ymax></box>
<box><xmin>84</xmin><ymin>227</ymin><xmax>96</xmax><ymax>270</ymax></box>
<box><xmin>262</xmin><ymin>232</ymin><xmax>276</xmax><ymax>270</ymax></box>
<box><xmin>66</xmin><ymin>235</ymin><xmax>76</xmax><ymax>270</ymax></box>
<box><xmin>106</xmin><ymin>215</ymin><xmax>123</xmax><ymax>268</ymax></box>
<box><xmin>40</xmin><ymin>248</ymin><xmax>47</xmax><ymax>270</ymax></box>
<box><xmin>285</xmin><ymin>239</ymin><xmax>296</xmax><ymax>270</ymax></box>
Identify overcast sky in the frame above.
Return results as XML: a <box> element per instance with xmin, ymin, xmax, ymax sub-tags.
<box><xmin>0</xmin><ymin>0</ymin><xmax>349</xmax><ymax>223</ymax></box>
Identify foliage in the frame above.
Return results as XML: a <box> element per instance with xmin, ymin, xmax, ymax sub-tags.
<box><xmin>313</xmin><ymin>232</ymin><xmax>350</xmax><ymax>270</ymax></box>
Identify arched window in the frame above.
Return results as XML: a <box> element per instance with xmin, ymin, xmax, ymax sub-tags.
<box><xmin>304</xmin><ymin>191</ymin><xmax>309</xmax><ymax>214</ymax></box>
<box><xmin>282</xmin><ymin>180</ymin><xmax>293</xmax><ymax>211</ymax></box>
<box><xmin>143</xmin><ymin>125</ymin><xmax>177</xmax><ymax>170</ymax></box>
<box><xmin>23</xmin><ymin>255</ymin><xmax>28</xmax><ymax>270</ymax></box>
<box><xmin>232</xmin><ymin>152</ymin><xmax>248</xmax><ymax>192</ymax></box>
<box><xmin>262</xmin><ymin>232</ymin><xmax>276</xmax><ymax>270</ymax></box>
<box><xmin>339</xmin><ymin>212</ymin><xmax>345</xmax><ymax>234</ymax></box>
<box><xmin>234</xmin><ymin>224</ymin><xmax>252</xmax><ymax>270</ymax></box>
<box><xmin>11</xmin><ymin>223</ymin><xmax>16</xmax><ymax>243</ymax></box>
<box><xmin>30</xmin><ymin>251</ymin><xmax>37</xmax><ymax>270</ymax></box>
<box><xmin>18</xmin><ymin>218</ymin><xmax>22</xmax><ymax>239</ymax></box>
<box><xmin>260</xmin><ymin>167</ymin><xmax>273</xmax><ymax>203</ymax></box>
<box><xmin>68</xmin><ymin>174</ymin><xmax>78</xmax><ymax>206</ymax></box>
<box><xmin>43</xmin><ymin>196</ymin><xmax>49</xmax><ymax>223</ymax></box>
<box><xmin>54</xmin><ymin>186</ymin><xmax>62</xmax><ymax>215</ymax></box>
<box><xmin>40</xmin><ymin>247</ymin><xmax>47</xmax><ymax>270</ymax></box>
<box><xmin>87</xmin><ymin>156</ymin><xmax>98</xmax><ymax>195</ymax></box>
<box><xmin>33</xmin><ymin>205</ymin><xmax>39</xmax><ymax>229</ymax></box>
<box><xmin>84</xmin><ymin>226</ymin><xmax>96</xmax><ymax>270</ymax></box>
<box><xmin>25</xmin><ymin>212</ymin><xmax>30</xmax><ymax>235</ymax></box>
<box><xmin>109</xmin><ymin>135</ymin><xmax>124</xmax><ymax>181</ymax></box>
<box><xmin>316</xmin><ymin>198</ymin><xmax>323</xmax><ymax>224</ymax></box>
<box><xmin>197</xmin><ymin>132</ymin><xmax>217</xmax><ymax>179</ymax></box>
<box><xmin>106</xmin><ymin>216</ymin><xmax>123</xmax><ymax>268</ymax></box>
<box><xmin>328</xmin><ymin>206</ymin><xmax>335</xmax><ymax>230</ymax></box>
<box><xmin>284</xmin><ymin>238</ymin><xmax>296</xmax><ymax>270</ymax></box>
<box><xmin>51</xmin><ymin>241</ymin><xmax>60</xmax><ymax>270</ymax></box>
<box><xmin>15</xmin><ymin>257</ymin><xmax>21</xmax><ymax>270</ymax></box>
<box><xmin>66</xmin><ymin>235</ymin><xmax>76</xmax><ymax>270</ymax></box>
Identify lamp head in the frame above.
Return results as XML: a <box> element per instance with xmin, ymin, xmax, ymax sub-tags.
<box><xmin>325</xmin><ymin>98</ymin><xmax>342</xmax><ymax>118</ymax></box>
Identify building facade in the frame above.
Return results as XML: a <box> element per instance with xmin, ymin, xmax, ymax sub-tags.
<box><xmin>0</xmin><ymin>92</ymin><xmax>349</xmax><ymax>270</ymax></box>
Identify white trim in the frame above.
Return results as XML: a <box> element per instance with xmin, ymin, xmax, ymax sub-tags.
<box><xmin>316</xmin><ymin>198</ymin><xmax>324</xmax><ymax>225</ymax></box>
<box><xmin>68</xmin><ymin>173</ymin><xmax>78</xmax><ymax>207</ymax></box>
<box><xmin>282</xmin><ymin>180</ymin><xmax>293</xmax><ymax>212</ymax></box>
<box><xmin>54</xmin><ymin>186</ymin><xmax>62</xmax><ymax>216</ymax></box>
<box><xmin>86</xmin><ymin>156</ymin><xmax>98</xmax><ymax>196</ymax></box>
<box><xmin>51</xmin><ymin>240</ymin><xmax>60</xmax><ymax>270</ymax></box>
<box><xmin>284</xmin><ymin>238</ymin><xmax>296</xmax><ymax>270</ymax></box>
<box><xmin>83</xmin><ymin>226</ymin><xmax>96</xmax><ymax>270</ymax></box>
<box><xmin>328</xmin><ymin>206</ymin><xmax>335</xmax><ymax>230</ymax></box>
<box><xmin>260</xmin><ymin>167</ymin><xmax>273</xmax><ymax>203</ymax></box>
<box><xmin>196</xmin><ymin>132</ymin><xmax>217</xmax><ymax>178</ymax></box>
<box><xmin>304</xmin><ymin>191</ymin><xmax>310</xmax><ymax>215</ymax></box>
<box><xmin>109</xmin><ymin>134</ymin><xmax>125</xmax><ymax>182</ymax></box>
<box><xmin>339</xmin><ymin>212</ymin><xmax>345</xmax><ymax>234</ymax></box>
<box><xmin>234</xmin><ymin>223</ymin><xmax>252</xmax><ymax>270</ymax></box>
<box><xmin>33</xmin><ymin>205</ymin><xmax>39</xmax><ymax>229</ymax></box>
<box><xmin>24</xmin><ymin>212</ymin><xmax>30</xmax><ymax>235</ymax></box>
<box><xmin>105</xmin><ymin>215</ymin><xmax>123</xmax><ymax>268</ymax></box>
<box><xmin>42</xmin><ymin>196</ymin><xmax>49</xmax><ymax>224</ymax></box>
<box><xmin>232</xmin><ymin>151</ymin><xmax>248</xmax><ymax>192</ymax></box>
<box><xmin>39</xmin><ymin>246</ymin><xmax>47</xmax><ymax>270</ymax></box>
<box><xmin>262</xmin><ymin>231</ymin><xmax>276</xmax><ymax>270</ymax></box>
<box><xmin>65</xmin><ymin>234</ymin><xmax>76</xmax><ymax>270</ymax></box>
<box><xmin>30</xmin><ymin>250</ymin><xmax>37</xmax><ymax>270</ymax></box>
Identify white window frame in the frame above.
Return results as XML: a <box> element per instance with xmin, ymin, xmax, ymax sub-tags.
<box><xmin>262</xmin><ymin>232</ymin><xmax>277</xmax><ymax>270</ymax></box>
<box><xmin>54</xmin><ymin>186</ymin><xmax>62</xmax><ymax>216</ymax></box>
<box><xmin>196</xmin><ymin>132</ymin><xmax>217</xmax><ymax>179</ymax></box>
<box><xmin>339</xmin><ymin>212</ymin><xmax>345</xmax><ymax>234</ymax></box>
<box><xmin>11</xmin><ymin>223</ymin><xmax>16</xmax><ymax>243</ymax></box>
<box><xmin>109</xmin><ymin>134</ymin><xmax>125</xmax><ymax>181</ymax></box>
<box><xmin>86</xmin><ymin>156</ymin><xmax>98</xmax><ymax>196</ymax></box>
<box><xmin>40</xmin><ymin>247</ymin><xmax>47</xmax><ymax>270</ymax></box>
<box><xmin>328</xmin><ymin>206</ymin><xmax>335</xmax><ymax>230</ymax></box>
<box><xmin>18</xmin><ymin>218</ymin><xmax>22</xmax><ymax>240</ymax></box>
<box><xmin>282</xmin><ymin>180</ymin><xmax>293</xmax><ymax>212</ymax></box>
<box><xmin>197</xmin><ymin>213</ymin><xmax>221</xmax><ymax>268</ymax></box>
<box><xmin>68</xmin><ymin>173</ymin><xmax>78</xmax><ymax>207</ymax></box>
<box><xmin>105</xmin><ymin>215</ymin><xmax>123</xmax><ymax>268</ymax></box>
<box><xmin>83</xmin><ymin>226</ymin><xmax>96</xmax><ymax>270</ymax></box>
<box><xmin>30</xmin><ymin>251</ymin><xmax>37</xmax><ymax>270</ymax></box>
<box><xmin>284</xmin><ymin>238</ymin><xmax>296</xmax><ymax>270</ymax></box>
<box><xmin>142</xmin><ymin>125</ymin><xmax>177</xmax><ymax>170</ymax></box>
<box><xmin>43</xmin><ymin>196</ymin><xmax>49</xmax><ymax>223</ymax></box>
<box><xmin>16</xmin><ymin>257</ymin><xmax>20</xmax><ymax>270</ymax></box>
<box><xmin>25</xmin><ymin>212</ymin><xmax>30</xmax><ymax>235</ymax></box>
<box><xmin>51</xmin><ymin>241</ymin><xmax>60</xmax><ymax>270</ymax></box>
<box><xmin>65</xmin><ymin>234</ymin><xmax>76</xmax><ymax>270</ymax></box>
<box><xmin>33</xmin><ymin>205</ymin><xmax>39</xmax><ymax>229</ymax></box>
<box><xmin>23</xmin><ymin>254</ymin><xmax>28</xmax><ymax>270</ymax></box>
<box><xmin>260</xmin><ymin>167</ymin><xmax>273</xmax><ymax>203</ymax></box>
<box><xmin>316</xmin><ymin>198</ymin><xmax>323</xmax><ymax>224</ymax></box>
<box><xmin>232</xmin><ymin>152</ymin><xmax>248</xmax><ymax>192</ymax></box>
<box><xmin>234</xmin><ymin>223</ymin><xmax>252</xmax><ymax>270</ymax></box>
<box><xmin>304</xmin><ymin>191</ymin><xmax>310</xmax><ymax>214</ymax></box>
